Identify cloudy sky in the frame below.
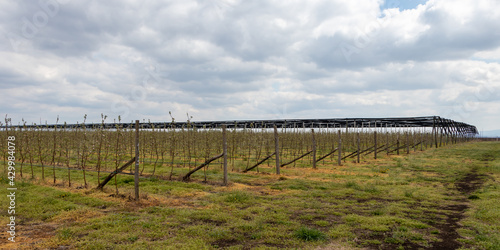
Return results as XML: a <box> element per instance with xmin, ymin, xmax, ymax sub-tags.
<box><xmin>1</xmin><ymin>0</ymin><xmax>499</xmax><ymax>132</ymax></box>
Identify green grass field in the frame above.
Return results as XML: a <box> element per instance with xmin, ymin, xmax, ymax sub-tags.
<box><xmin>1</xmin><ymin>141</ymin><xmax>499</xmax><ymax>249</ymax></box>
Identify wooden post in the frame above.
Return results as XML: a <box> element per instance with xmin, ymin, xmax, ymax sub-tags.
<box><xmin>374</xmin><ymin>131</ymin><xmax>377</xmax><ymax>159</ymax></box>
<box><xmin>433</xmin><ymin>117</ymin><xmax>438</xmax><ymax>148</ymax></box>
<box><xmin>345</xmin><ymin>119</ymin><xmax>348</xmax><ymax>134</ymax></box>
<box><xmin>274</xmin><ymin>125</ymin><xmax>280</xmax><ymax>175</ymax></box>
<box><xmin>312</xmin><ymin>129</ymin><xmax>316</xmax><ymax>169</ymax></box>
<box><xmin>439</xmin><ymin>121</ymin><xmax>443</xmax><ymax>147</ymax></box>
<box><xmin>386</xmin><ymin>131</ymin><xmax>389</xmax><ymax>155</ymax></box>
<box><xmin>223</xmin><ymin>125</ymin><xmax>228</xmax><ymax>185</ymax></box>
<box><xmin>397</xmin><ymin>133</ymin><xmax>400</xmax><ymax>155</ymax></box>
<box><xmin>420</xmin><ymin>130</ymin><xmax>423</xmax><ymax>151</ymax></box>
<box><xmin>338</xmin><ymin>130</ymin><xmax>342</xmax><ymax>166</ymax></box>
<box><xmin>406</xmin><ymin>132</ymin><xmax>410</xmax><ymax>154</ymax></box>
<box><xmin>357</xmin><ymin>132</ymin><xmax>360</xmax><ymax>163</ymax></box>
<box><xmin>134</xmin><ymin>120</ymin><xmax>140</xmax><ymax>201</ymax></box>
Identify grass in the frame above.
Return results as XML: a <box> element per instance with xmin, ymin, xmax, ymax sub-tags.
<box><xmin>456</xmin><ymin>144</ymin><xmax>500</xmax><ymax>250</ymax></box>
<box><xmin>0</xmin><ymin>141</ymin><xmax>499</xmax><ymax>249</ymax></box>
<box><xmin>294</xmin><ymin>227</ymin><xmax>327</xmax><ymax>241</ymax></box>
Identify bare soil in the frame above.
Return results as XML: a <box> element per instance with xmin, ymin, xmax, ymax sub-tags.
<box><xmin>360</xmin><ymin>168</ymin><xmax>487</xmax><ymax>250</ymax></box>
<box><xmin>429</xmin><ymin>168</ymin><xmax>486</xmax><ymax>250</ymax></box>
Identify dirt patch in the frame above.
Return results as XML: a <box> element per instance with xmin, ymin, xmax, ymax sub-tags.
<box><xmin>354</xmin><ymin>197</ymin><xmax>398</xmax><ymax>204</ymax></box>
<box><xmin>259</xmin><ymin>242</ymin><xmax>288</xmax><ymax>249</ymax></box>
<box><xmin>291</xmin><ymin>212</ymin><xmax>342</xmax><ymax>228</ymax></box>
<box><xmin>455</xmin><ymin>169</ymin><xmax>486</xmax><ymax>194</ymax></box>
<box><xmin>429</xmin><ymin>169</ymin><xmax>486</xmax><ymax>249</ymax></box>
<box><xmin>199</xmin><ymin>218</ymin><xmax>225</xmax><ymax>226</ymax></box>
<box><xmin>428</xmin><ymin>204</ymin><xmax>467</xmax><ymax>250</ymax></box>
<box><xmin>352</xmin><ymin>227</ymin><xmax>425</xmax><ymax>250</ymax></box>
<box><xmin>210</xmin><ymin>238</ymin><xmax>240</xmax><ymax>248</ymax></box>
<box><xmin>0</xmin><ymin>222</ymin><xmax>57</xmax><ymax>249</ymax></box>
<box><xmin>479</xmin><ymin>152</ymin><xmax>495</xmax><ymax>162</ymax></box>
<box><xmin>316</xmin><ymin>242</ymin><xmax>363</xmax><ymax>250</ymax></box>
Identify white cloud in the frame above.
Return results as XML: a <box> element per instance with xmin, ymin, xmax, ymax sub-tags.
<box><xmin>1</xmin><ymin>0</ymin><xmax>500</xmax><ymax>131</ymax></box>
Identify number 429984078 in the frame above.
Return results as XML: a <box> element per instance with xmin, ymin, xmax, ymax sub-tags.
<box><xmin>7</xmin><ymin>136</ymin><xmax>15</xmax><ymax>185</ymax></box>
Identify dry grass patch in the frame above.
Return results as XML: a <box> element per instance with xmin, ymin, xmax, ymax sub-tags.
<box><xmin>51</xmin><ymin>208</ymin><xmax>104</xmax><ymax>224</ymax></box>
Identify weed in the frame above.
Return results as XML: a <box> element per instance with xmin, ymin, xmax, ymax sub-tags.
<box><xmin>314</xmin><ymin>220</ymin><xmax>330</xmax><ymax>227</ymax></box>
<box><xmin>364</xmin><ymin>185</ymin><xmax>379</xmax><ymax>193</ymax></box>
<box><xmin>223</xmin><ymin>191</ymin><xmax>252</xmax><ymax>203</ymax></box>
<box><xmin>364</xmin><ymin>239</ymin><xmax>382</xmax><ymax>245</ymax></box>
<box><xmin>404</xmin><ymin>190</ymin><xmax>414</xmax><ymax>198</ymax></box>
<box><xmin>395</xmin><ymin>159</ymin><xmax>404</xmax><ymax>168</ymax></box>
<box><xmin>468</xmin><ymin>194</ymin><xmax>480</xmax><ymax>200</ymax></box>
<box><xmin>371</xmin><ymin>208</ymin><xmax>384</xmax><ymax>216</ymax></box>
<box><xmin>345</xmin><ymin>181</ymin><xmax>361</xmax><ymax>190</ymax></box>
<box><xmin>385</xmin><ymin>237</ymin><xmax>404</xmax><ymax>244</ymax></box>
<box><xmin>294</xmin><ymin>227</ymin><xmax>326</xmax><ymax>241</ymax></box>
<box><xmin>58</xmin><ymin>228</ymin><xmax>74</xmax><ymax>240</ymax></box>
<box><xmin>209</xmin><ymin>228</ymin><xmax>230</xmax><ymax>240</ymax></box>
<box><xmin>127</xmin><ymin>236</ymin><xmax>138</xmax><ymax>242</ymax></box>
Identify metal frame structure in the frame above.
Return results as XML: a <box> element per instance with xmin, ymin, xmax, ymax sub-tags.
<box><xmin>7</xmin><ymin>116</ymin><xmax>478</xmax><ymax>137</ymax></box>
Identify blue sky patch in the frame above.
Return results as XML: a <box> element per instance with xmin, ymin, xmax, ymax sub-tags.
<box><xmin>381</xmin><ymin>0</ymin><xmax>429</xmax><ymax>11</ymax></box>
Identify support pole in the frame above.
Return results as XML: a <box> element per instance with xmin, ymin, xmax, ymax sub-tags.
<box><xmin>386</xmin><ymin>130</ymin><xmax>390</xmax><ymax>155</ymax></box>
<box><xmin>438</xmin><ymin>117</ymin><xmax>444</xmax><ymax>147</ymax></box>
<box><xmin>316</xmin><ymin>148</ymin><xmax>337</xmax><ymax>163</ymax></box>
<box><xmin>397</xmin><ymin>133</ymin><xmax>400</xmax><ymax>155</ymax></box>
<box><xmin>282</xmin><ymin>150</ymin><xmax>312</xmax><ymax>167</ymax></box>
<box><xmin>374</xmin><ymin>131</ymin><xmax>377</xmax><ymax>159</ymax></box>
<box><xmin>406</xmin><ymin>131</ymin><xmax>410</xmax><ymax>154</ymax></box>
<box><xmin>223</xmin><ymin>125</ymin><xmax>228</xmax><ymax>185</ymax></box>
<box><xmin>274</xmin><ymin>125</ymin><xmax>280</xmax><ymax>175</ymax></box>
<box><xmin>312</xmin><ymin>129</ymin><xmax>316</xmax><ymax>169</ymax></box>
<box><xmin>243</xmin><ymin>152</ymin><xmax>275</xmax><ymax>173</ymax></box>
<box><xmin>338</xmin><ymin>130</ymin><xmax>342</xmax><ymax>166</ymax></box>
<box><xmin>96</xmin><ymin>157</ymin><xmax>135</xmax><ymax>190</ymax></box>
<box><xmin>420</xmin><ymin>130</ymin><xmax>423</xmax><ymax>151</ymax></box>
<box><xmin>357</xmin><ymin>132</ymin><xmax>360</xmax><ymax>163</ymax></box>
<box><xmin>433</xmin><ymin>117</ymin><xmax>438</xmax><ymax>148</ymax></box>
<box><xmin>134</xmin><ymin>120</ymin><xmax>140</xmax><ymax>201</ymax></box>
<box><xmin>182</xmin><ymin>153</ymin><xmax>224</xmax><ymax>181</ymax></box>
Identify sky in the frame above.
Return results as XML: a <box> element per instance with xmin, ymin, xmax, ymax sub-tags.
<box><xmin>1</xmin><ymin>0</ymin><xmax>499</xmax><ymax>133</ymax></box>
